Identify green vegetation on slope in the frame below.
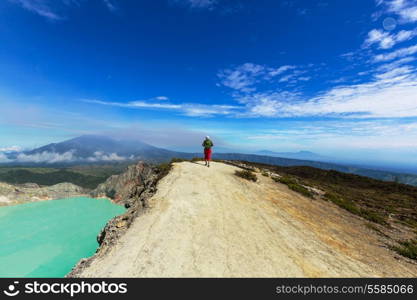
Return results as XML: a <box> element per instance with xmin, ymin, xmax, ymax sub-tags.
<box><xmin>273</xmin><ymin>176</ymin><xmax>314</xmax><ymax>198</ymax></box>
<box><xmin>392</xmin><ymin>239</ymin><xmax>417</xmax><ymax>260</ymax></box>
<box><xmin>234</xmin><ymin>170</ymin><xmax>257</xmax><ymax>182</ymax></box>
<box><xmin>323</xmin><ymin>192</ymin><xmax>386</xmax><ymax>224</ymax></box>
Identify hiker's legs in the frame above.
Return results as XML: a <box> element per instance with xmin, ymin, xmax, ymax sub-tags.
<box><xmin>204</xmin><ymin>148</ymin><xmax>211</xmax><ymax>167</ymax></box>
<box><xmin>206</xmin><ymin>148</ymin><xmax>211</xmax><ymax>167</ymax></box>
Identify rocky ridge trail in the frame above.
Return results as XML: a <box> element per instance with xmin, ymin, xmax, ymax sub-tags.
<box><xmin>70</xmin><ymin>161</ymin><xmax>417</xmax><ymax>277</ymax></box>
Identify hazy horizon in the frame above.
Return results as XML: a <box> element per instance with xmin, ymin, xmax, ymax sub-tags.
<box><xmin>2</xmin><ymin>133</ymin><xmax>417</xmax><ymax>175</ymax></box>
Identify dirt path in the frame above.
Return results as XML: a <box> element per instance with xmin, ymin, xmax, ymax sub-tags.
<box><xmin>78</xmin><ymin>161</ymin><xmax>417</xmax><ymax>277</ymax></box>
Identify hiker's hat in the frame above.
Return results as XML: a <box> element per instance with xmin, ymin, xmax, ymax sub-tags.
<box><xmin>206</xmin><ymin>136</ymin><xmax>210</xmax><ymax>139</ymax></box>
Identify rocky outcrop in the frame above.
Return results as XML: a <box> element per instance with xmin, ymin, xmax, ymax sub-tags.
<box><xmin>90</xmin><ymin>161</ymin><xmax>157</xmax><ymax>207</ymax></box>
<box><xmin>0</xmin><ymin>182</ymin><xmax>87</xmax><ymax>206</ymax></box>
<box><xmin>67</xmin><ymin>161</ymin><xmax>160</xmax><ymax>277</ymax></box>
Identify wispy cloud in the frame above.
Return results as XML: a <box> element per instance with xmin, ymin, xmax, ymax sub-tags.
<box><xmin>217</xmin><ymin>63</ymin><xmax>266</xmax><ymax>93</ymax></box>
<box><xmin>297</xmin><ymin>8</ymin><xmax>308</xmax><ymax>16</ymax></box>
<box><xmin>278</xmin><ymin>70</ymin><xmax>311</xmax><ymax>84</ymax></box>
<box><xmin>10</xmin><ymin>150</ymin><xmax>130</xmax><ymax>163</ymax></box>
<box><xmin>103</xmin><ymin>0</ymin><xmax>117</xmax><ymax>12</ymax></box>
<box><xmin>83</xmin><ymin>99</ymin><xmax>242</xmax><ymax>117</ymax></box>
<box><xmin>86</xmin><ymin>151</ymin><xmax>127</xmax><ymax>162</ymax></box>
<box><xmin>0</xmin><ymin>153</ymin><xmax>12</xmax><ymax>163</ymax></box>
<box><xmin>217</xmin><ymin>63</ymin><xmax>304</xmax><ymax>92</ymax></box>
<box><xmin>9</xmin><ymin>0</ymin><xmax>118</xmax><ymax>20</ymax></box>
<box><xmin>0</xmin><ymin>146</ymin><xmax>22</xmax><ymax>152</ymax></box>
<box><xmin>376</xmin><ymin>56</ymin><xmax>416</xmax><ymax>71</ymax></box>
<box><xmin>235</xmin><ymin>63</ymin><xmax>417</xmax><ymax>118</ymax></box>
<box><xmin>364</xmin><ymin>28</ymin><xmax>417</xmax><ymax>49</ymax></box>
<box><xmin>84</xmin><ymin>99</ymin><xmax>182</xmax><ymax>110</ymax></box>
<box><xmin>15</xmin><ymin>150</ymin><xmax>77</xmax><ymax>163</ymax></box>
<box><xmin>9</xmin><ymin>0</ymin><xmax>63</xmax><ymax>20</ymax></box>
<box><xmin>378</xmin><ymin>0</ymin><xmax>417</xmax><ymax>23</ymax></box>
<box><xmin>372</xmin><ymin>43</ymin><xmax>417</xmax><ymax>61</ymax></box>
<box><xmin>154</xmin><ymin>96</ymin><xmax>169</xmax><ymax>101</ymax></box>
<box><xmin>268</xmin><ymin>65</ymin><xmax>296</xmax><ymax>77</ymax></box>
<box><xmin>172</xmin><ymin>0</ymin><xmax>218</xmax><ymax>10</ymax></box>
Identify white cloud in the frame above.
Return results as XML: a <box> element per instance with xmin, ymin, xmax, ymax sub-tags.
<box><xmin>374</xmin><ymin>65</ymin><xmax>413</xmax><ymax>78</ymax></box>
<box><xmin>278</xmin><ymin>69</ymin><xmax>309</xmax><ymax>83</ymax></box>
<box><xmin>0</xmin><ymin>146</ymin><xmax>22</xmax><ymax>152</ymax></box>
<box><xmin>15</xmin><ymin>150</ymin><xmax>76</xmax><ymax>163</ymax></box>
<box><xmin>248</xmin><ymin>100</ymin><xmax>280</xmax><ymax>117</ymax></box>
<box><xmin>217</xmin><ymin>63</ymin><xmax>306</xmax><ymax>92</ymax></box>
<box><xmin>364</xmin><ymin>28</ymin><xmax>417</xmax><ymax>49</ymax></box>
<box><xmin>268</xmin><ymin>65</ymin><xmax>296</xmax><ymax>77</ymax></box>
<box><xmin>154</xmin><ymin>96</ymin><xmax>169</xmax><ymax>101</ymax></box>
<box><xmin>84</xmin><ymin>99</ymin><xmax>242</xmax><ymax>117</ymax></box>
<box><xmin>236</xmin><ymin>67</ymin><xmax>417</xmax><ymax>118</ymax></box>
<box><xmin>0</xmin><ymin>153</ymin><xmax>11</xmax><ymax>163</ymax></box>
<box><xmin>4</xmin><ymin>150</ymin><xmax>129</xmax><ymax>163</ymax></box>
<box><xmin>9</xmin><ymin>0</ymin><xmax>62</xmax><ymax>20</ymax></box>
<box><xmin>180</xmin><ymin>104</ymin><xmax>241</xmax><ymax>117</ymax></box>
<box><xmin>381</xmin><ymin>0</ymin><xmax>417</xmax><ymax>23</ymax></box>
<box><xmin>217</xmin><ymin>63</ymin><xmax>265</xmax><ymax>92</ymax></box>
<box><xmin>340</xmin><ymin>51</ymin><xmax>356</xmax><ymax>60</ymax></box>
<box><xmin>86</xmin><ymin>151</ymin><xmax>127</xmax><ymax>162</ymax></box>
<box><xmin>297</xmin><ymin>8</ymin><xmax>308</xmax><ymax>16</ymax></box>
<box><xmin>122</xmin><ymin>101</ymin><xmax>183</xmax><ymax>109</ymax></box>
<box><xmin>172</xmin><ymin>0</ymin><xmax>218</xmax><ymax>9</ymax></box>
<box><xmin>376</xmin><ymin>56</ymin><xmax>416</xmax><ymax>71</ymax></box>
<box><xmin>9</xmin><ymin>0</ymin><xmax>118</xmax><ymax>20</ymax></box>
<box><xmin>237</xmin><ymin>91</ymin><xmax>300</xmax><ymax>117</ymax></box>
<box><xmin>103</xmin><ymin>0</ymin><xmax>117</xmax><ymax>12</ymax></box>
<box><xmin>372</xmin><ymin>43</ymin><xmax>417</xmax><ymax>61</ymax></box>
<box><xmin>188</xmin><ymin>0</ymin><xmax>216</xmax><ymax>8</ymax></box>
<box><xmin>329</xmin><ymin>77</ymin><xmax>347</xmax><ymax>83</ymax></box>
<box><xmin>85</xmin><ymin>99</ymin><xmax>182</xmax><ymax>110</ymax></box>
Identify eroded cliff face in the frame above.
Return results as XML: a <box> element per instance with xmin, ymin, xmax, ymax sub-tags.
<box><xmin>68</xmin><ymin>161</ymin><xmax>160</xmax><ymax>277</ymax></box>
<box><xmin>90</xmin><ymin>161</ymin><xmax>157</xmax><ymax>207</ymax></box>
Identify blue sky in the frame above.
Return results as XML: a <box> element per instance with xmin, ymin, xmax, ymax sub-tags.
<box><xmin>1</xmin><ymin>0</ymin><xmax>417</xmax><ymax>167</ymax></box>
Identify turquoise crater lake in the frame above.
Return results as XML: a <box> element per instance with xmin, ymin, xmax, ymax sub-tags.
<box><xmin>0</xmin><ymin>197</ymin><xmax>125</xmax><ymax>277</ymax></box>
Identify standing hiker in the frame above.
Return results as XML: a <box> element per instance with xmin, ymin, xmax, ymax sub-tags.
<box><xmin>202</xmin><ymin>136</ymin><xmax>213</xmax><ymax>167</ymax></box>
